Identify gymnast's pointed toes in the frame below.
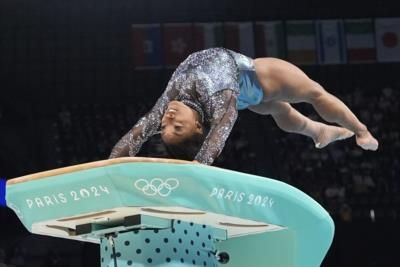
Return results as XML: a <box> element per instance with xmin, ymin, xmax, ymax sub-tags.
<box><xmin>357</xmin><ymin>136</ymin><xmax>379</xmax><ymax>151</ymax></box>
<box><xmin>361</xmin><ymin>141</ymin><xmax>379</xmax><ymax>151</ymax></box>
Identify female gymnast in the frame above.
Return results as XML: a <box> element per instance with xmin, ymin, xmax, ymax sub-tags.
<box><xmin>109</xmin><ymin>47</ymin><xmax>378</xmax><ymax>165</ymax></box>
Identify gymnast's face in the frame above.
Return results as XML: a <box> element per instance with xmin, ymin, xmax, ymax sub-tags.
<box><xmin>161</xmin><ymin>101</ymin><xmax>203</xmax><ymax>144</ymax></box>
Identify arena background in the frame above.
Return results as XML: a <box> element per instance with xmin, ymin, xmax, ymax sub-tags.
<box><xmin>0</xmin><ymin>0</ymin><xmax>399</xmax><ymax>266</ymax></box>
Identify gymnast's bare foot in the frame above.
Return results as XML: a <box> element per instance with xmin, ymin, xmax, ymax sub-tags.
<box><xmin>315</xmin><ymin>125</ymin><xmax>355</xmax><ymax>149</ymax></box>
<box><xmin>356</xmin><ymin>130</ymin><xmax>379</xmax><ymax>151</ymax></box>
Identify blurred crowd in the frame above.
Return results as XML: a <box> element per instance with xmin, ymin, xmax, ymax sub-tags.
<box><xmin>0</xmin><ymin>237</ymin><xmax>83</xmax><ymax>267</ymax></box>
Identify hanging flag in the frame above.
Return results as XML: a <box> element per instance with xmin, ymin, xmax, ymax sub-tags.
<box><xmin>163</xmin><ymin>23</ymin><xmax>194</xmax><ymax>68</ymax></box>
<box><xmin>344</xmin><ymin>19</ymin><xmax>376</xmax><ymax>63</ymax></box>
<box><xmin>316</xmin><ymin>19</ymin><xmax>346</xmax><ymax>64</ymax></box>
<box><xmin>131</xmin><ymin>24</ymin><xmax>162</xmax><ymax>69</ymax></box>
<box><xmin>375</xmin><ymin>17</ymin><xmax>400</xmax><ymax>62</ymax></box>
<box><xmin>286</xmin><ymin>20</ymin><xmax>317</xmax><ymax>65</ymax></box>
<box><xmin>254</xmin><ymin>21</ymin><xmax>286</xmax><ymax>58</ymax></box>
<box><xmin>193</xmin><ymin>22</ymin><xmax>224</xmax><ymax>51</ymax></box>
<box><xmin>223</xmin><ymin>22</ymin><xmax>255</xmax><ymax>58</ymax></box>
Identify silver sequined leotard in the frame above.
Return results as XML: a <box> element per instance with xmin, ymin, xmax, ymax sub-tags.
<box><xmin>110</xmin><ymin>47</ymin><xmax>248</xmax><ymax>165</ymax></box>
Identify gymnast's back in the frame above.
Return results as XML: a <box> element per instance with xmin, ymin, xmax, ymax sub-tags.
<box><xmin>166</xmin><ymin>48</ymin><xmax>239</xmax><ymax>97</ymax></box>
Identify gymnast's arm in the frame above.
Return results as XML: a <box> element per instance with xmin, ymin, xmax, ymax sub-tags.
<box><xmin>194</xmin><ymin>90</ymin><xmax>238</xmax><ymax>165</ymax></box>
<box><xmin>109</xmin><ymin>87</ymin><xmax>179</xmax><ymax>159</ymax></box>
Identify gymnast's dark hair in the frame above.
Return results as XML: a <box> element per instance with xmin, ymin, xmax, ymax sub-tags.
<box><xmin>163</xmin><ymin>131</ymin><xmax>207</xmax><ymax>161</ymax></box>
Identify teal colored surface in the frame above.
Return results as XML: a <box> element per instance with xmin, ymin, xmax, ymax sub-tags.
<box><xmin>6</xmin><ymin>161</ymin><xmax>334</xmax><ymax>267</ymax></box>
<box><xmin>217</xmin><ymin>229</ymin><xmax>295</xmax><ymax>267</ymax></box>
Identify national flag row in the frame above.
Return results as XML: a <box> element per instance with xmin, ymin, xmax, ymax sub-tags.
<box><xmin>131</xmin><ymin>18</ymin><xmax>400</xmax><ymax>68</ymax></box>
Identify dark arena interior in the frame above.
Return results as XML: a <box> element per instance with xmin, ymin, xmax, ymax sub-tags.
<box><xmin>0</xmin><ymin>0</ymin><xmax>399</xmax><ymax>266</ymax></box>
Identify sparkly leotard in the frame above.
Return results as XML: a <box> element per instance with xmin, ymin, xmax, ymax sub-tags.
<box><xmin>109</xmin><ymin>47</ymin><xmax>262</xmax><ymax>165</ymax></box>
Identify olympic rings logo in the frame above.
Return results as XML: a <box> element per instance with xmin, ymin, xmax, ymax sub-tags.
<box><xmin>134</xmin><ymin>178</ymin><xmax>180</xmax><ymax>197</ymax></box>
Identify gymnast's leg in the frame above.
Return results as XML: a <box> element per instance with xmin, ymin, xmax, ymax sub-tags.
<box><xmin>249</xmin><ymin>101</ymin><xmax>354</xmax><ymax>148</ymax></box>
<box><xmin>253</xmin><ymin>57</ymin><xmax>378</xmax><ymax>150</ymax></box>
